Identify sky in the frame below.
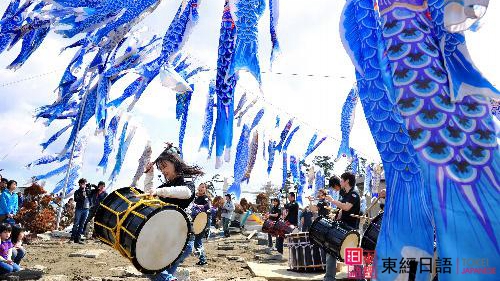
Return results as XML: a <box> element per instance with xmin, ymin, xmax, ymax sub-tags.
<box><xmin>0</xmin><ymin>0</ymin><xmax>498</xmax><ymax>200</ymax></box>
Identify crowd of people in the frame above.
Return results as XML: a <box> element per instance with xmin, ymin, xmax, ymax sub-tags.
<box><xmin>0</xmin><ymin>174</ymin><xmax>27</xmax><ymax>275</ymax></box>
<box><xmin>261</xmin><ymin>173</ymin><xmax>386</xmax><ymax>281</ymax></box>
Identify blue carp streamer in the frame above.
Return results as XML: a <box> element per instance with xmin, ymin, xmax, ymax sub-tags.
<box><xmin>214</xmin><ymin>1</ymin><xmax>238</xmax><ymax>168</ymax></box>
<box><xmin>268</xmin><ymin>0</ymin><xmax>280</xmax><ymax>66</ymax></box>
<box><xmin>340</xmin><ymin>0</ymin><xmax>434</xmax><ymax>279</ymax></box>
<box><xmin>336</xmin><ymin>87</ymin><xmax>358</xmax><ymax>160</ymax></box>
<box><xmin>200</xmin><ymin>80</ymin><xmax>216</xmax><ymax>151</ymax></box>
<box><xmin>243</xmin><ymin>131</ymin><xmax>259</xmax><ymax>183</ymax></box>
<box><xmin>227</xmin><ymin>124</ymin><xmax>251</xmax><ymax>200</ymax></box>
<box><xmin>304</xmin><ymin>134</ymin><xmax>326</xmax><ymax>159</ymax></box>
<box><xmin>228</xmin><ymin>0</ymin><xmax>266</xmax><ymax>84</ymax></box>
<box><xmin>275</xmin><ymin>118</ymin><xmax>293</xmax><ymax>152</ymax></box>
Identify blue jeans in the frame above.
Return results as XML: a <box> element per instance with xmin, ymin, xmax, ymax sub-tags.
<box><xmin>72</xmin><ymin>208</ymin><xmax>89</xmax><ymax>241</ymax></box>
<box><xmin>12</xmin><ymin>247</ymin><xmax>26</xmax><ymax>265</ymax></box>
<box><xmin>222</xmin><ymin>217</ymin><xmax>231</xmax><ymax>236</ymax></box>
<box><xmin>153</xmin><ymin>237</ymin><xmax>194</xmax><ymax>281</ymax></box>
<box><xmin>194</xmin><ymin>234</ymin><xmax>206</xmax><ymax>263</ymax></box>
<box><xmin>0</xmin><ymin>261</ymin><xmax>20</xmax><ymax>274</ymax></box>
<box><xmin>324</xmin><ymin>253</ymin><xmax>336</xmax><ymax>281</ymax></box>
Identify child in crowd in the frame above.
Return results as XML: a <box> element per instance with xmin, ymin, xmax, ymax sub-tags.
<box><xmin>0</xmin><ymin>223</ymin><xmax>20</xmax><ymax>274</ymax></box>
<box><xmin>10</xmin><ymin>225</ymin><xmax>26</xmax><ymax>266</ymax></box>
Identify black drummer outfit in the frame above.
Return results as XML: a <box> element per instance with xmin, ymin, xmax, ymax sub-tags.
<box><xmin>317</xmin><ymin>199</ymin><xmax>330</xmax><ymax>218</ymax></box>
<box><xmin>284</xmin><ymin>200</ymin><xmax>299</xmax><ymax>226</ymax></box>
<box><xmin>193</xmin><ymin>194</ymin><xmax>210</xmax><ymax>265</ymax></box>
<box><xmin>267</xmin><ymin>205</ymin><xmax>282</xmax><ymax>252</ymax></box>
<box><xmin>324</xmin><ymin>188</ymin><xmax>361</xmax><ymax>281</ymax></box>
<box><xmin>153</xmin><ymin>176</ymin><xmax>196</xmax><ymax>281</ymax></box>
<box><xmin>339</xmin><ymin>189</ymin><xmax>361</xmax><ymax>229</ymax></box>
<box><xmin>276</xmin><ymin>200</ymin><xmax>298</xmax><ymax>255</ymax></box>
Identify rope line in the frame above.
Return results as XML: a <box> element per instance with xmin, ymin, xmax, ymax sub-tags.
<box><xmin>0</xmin><ymin>68</ymin><xmax>64</xmax><ymax>88</ymax></box>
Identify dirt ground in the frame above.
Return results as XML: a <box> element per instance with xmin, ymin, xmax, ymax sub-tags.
<box><xmin>12</xmin><ymin>232</ymin><xmax>290</xmax><ymax>281</ymax></box>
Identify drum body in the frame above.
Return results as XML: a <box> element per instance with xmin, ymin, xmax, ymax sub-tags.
<box><xmin>262</xmin><ymin>219</ymin><xmax>277</xmax><ymax>236</ymax></box>
<box><xmin>361</xmin><ymin>212</ymin><xmax>383</xmax><ymax>251</ymax></box>
<box><xmin>191</xmin><ymin>206</ymin><xmax>208</xmax><ymax>235</ymax></box>
<box><xmin>309</xmin><ymin>217</ymin><xmax>360</xmax><ymax>262</ymax></box>
<box><xmin>286</xmin><ymin>232</ymin><xmax>326</xmax><ymax>272</ymax></box>
<box><xmin>94</xmin><ymin>187</ymin><xmax>191</xmax><ymax>274</ymax></box>
<box><xmin>274</xmin><ymin>220</ymin><xmax>295</xmax><ymax>237</ymax></box>
<box><xmin>262</xmin><ymin>220</ymin><xmax>294</xmax><ymax>237</ymax></box>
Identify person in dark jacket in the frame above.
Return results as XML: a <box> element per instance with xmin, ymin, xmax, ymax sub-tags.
<box><xmin>83</xmin><ymin>181</ymin><xmax>107</xmax><ymax>237</ymax></box>
<box><xmin>70</xmin><ymin>178</ymin><xmax>91</xmax><ymax>244</ymax></box>
<box><xmin>266</xmin><ymin>198</ymin><xmax>282</xmax><ymax>253</ymax></box>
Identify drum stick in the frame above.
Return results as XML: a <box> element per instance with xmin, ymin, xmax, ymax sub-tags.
<box><xmin>350</xmin><ymin>214</ymin><xmax>369</xmax><ymax>219</ymax></box>
<box><xmin>364</xmin><ymin>197</ymin><xmax>379</xmax><ymax>217</ymax></box>
<box><xmin>135</xmin><ymin>193</ymin><xmax>155</xmax><ymax>198</ymax></box>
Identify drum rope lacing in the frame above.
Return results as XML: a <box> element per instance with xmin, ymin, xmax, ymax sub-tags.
<box><xmin>95</xmin><ymin>187</ymin><xmax>169</xmax><ymax>259</ymax></box>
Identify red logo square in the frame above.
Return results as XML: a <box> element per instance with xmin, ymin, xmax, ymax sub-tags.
<box><xmin>345</xmin><ymin>248</ymin><xmax>363</xmax><ymax>265</ymax></box>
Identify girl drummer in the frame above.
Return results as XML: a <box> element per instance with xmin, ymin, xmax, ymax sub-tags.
<box><xmin>145</xmin><ymin>143</ymin><xmax>204</xmax><ymax>281</ymax></box>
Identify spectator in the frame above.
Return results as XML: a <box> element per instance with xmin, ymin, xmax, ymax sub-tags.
<box><xmin>300</xmin><ymin>206</ymin><xmax>313</xmax><ymax>232</ymax></box>
<box><xmin>0</xmin><ymin>178</ymin><xmax>7</xmax><ymax>193</ymax></box>
<box><xmin>16</xmin><ymin>192</ymin><xmax>24</xmax><ymax>209</ymax></box>
<box><xmin>70</xmin><ymin>178</ymin><xmax>91</xmax><ymax>244</ymax></box>
<box><xmin>10</xmin><ymin>225</ymin><xmax>25</xmax><ymax>266</ymax></box>
<box><xmin>0</xmin><ymin>181</ymin><xmax>19</xmax><ymax>224</ymax></box>
<box><xmin>84</xmin><ymin>181</ymin><xmax>107</xmax><ymax>237</ymax></box>
<box><xmin>0</xmin><ymin>223</ymin><xmax>20</xmax><ymax>274</ymax></box>
<box><xmin>64</xmin><ymin>198</ymin><xmax>76</xmax><ymax>215</ymax></box>
<box><xmin>211</xmin><ymin>196</ymin><xmax>224</xmax><ymax>228</ymax></box>
<box><xmin>221</xmin><ymin>194</ymin><xmax>234</xmax><ymax>238</ymax></box>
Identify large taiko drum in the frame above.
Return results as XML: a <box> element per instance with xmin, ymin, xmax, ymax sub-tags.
<box><xmin>94</xmin><ymin>187</ymin><xmax>191</xmax><ymax>274</ymax></box>
<box><xmin>309</xmin><ymin>217</ymin><xmax>360</xmax><ymax>262</ymax></box>
<box><xmin>286</xmin><ymin>232</ymin><xmax>326</xmax><ymax>272</ymax></box>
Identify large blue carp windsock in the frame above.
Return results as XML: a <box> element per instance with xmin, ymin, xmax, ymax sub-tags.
<box><xmin>340</xmin><ymin>0</ymin><xmax>434</xmax><ymax>280</ymax></box>
<box><xmin>378</xmin><ymin>0</ymin><xmax>499</xmax><ymax>280</ymax></box>
<box><xmin>214</xmin><ymin>1</ymin><xmax>238</xmax><ymax>168</ymax></box>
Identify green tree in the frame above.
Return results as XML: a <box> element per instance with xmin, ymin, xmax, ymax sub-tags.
<box><xmin>312</xmin><ymin>155</ymin><xmax>335</xmax><ymax>178</ymax></box>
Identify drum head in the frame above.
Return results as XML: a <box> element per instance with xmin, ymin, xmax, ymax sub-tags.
<box><xmin>192</xmin><ymin>212</ymin><xmax>208</xmax><ymax>235</ymax></box>
<box><xmin>340</xmin><ymin>232</ymin><xmax>360</xmax><ymax>261</ymax></box>
<box><xmin>135</xmin><ymin>208</ymin><xmax>189</xmax><ymax>272</ymax></box>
